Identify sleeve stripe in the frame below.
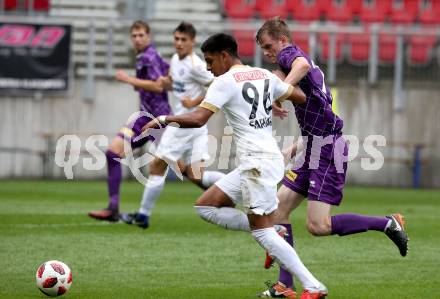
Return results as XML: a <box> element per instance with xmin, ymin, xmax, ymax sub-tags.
<box><xmin>199</xmin><ymin>102</ymin><xmax>220</xmax><ymax>113</ymax></box>
<box><xmin>119</xmin><ymin>127</ymin><xmax>135</xmax><ymax>137</ymax></box>
<box><xmin>276</xmin><ymin>85</ymin><xmax>294</xmax><ymax>102</ymax></box>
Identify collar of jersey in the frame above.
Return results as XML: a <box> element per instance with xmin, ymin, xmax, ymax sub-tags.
<box><xmin>230</xmin><ymin>64</ymin><xmax>250</xmax><ymax>69</ymax></box>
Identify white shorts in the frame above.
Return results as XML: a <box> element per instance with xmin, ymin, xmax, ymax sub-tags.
<box><xmin>215</xmin><ymin>156</ymin><xmax>285</xmax><ymax>215</ymax></box>
<box><xmin>155</xmin><ymin>125</ymin><xmax>210</xmax><ymax>166</ymax></box>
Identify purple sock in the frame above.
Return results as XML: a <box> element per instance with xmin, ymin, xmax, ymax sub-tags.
<box><xmin>331</xmin><ymin>213</ymin><xmax>389</xmax><ymax>236</ymax></box>
<box><xmin>278</xmin><ymin>223</ymin><xmax>295</xmax><ymax>289</ymax></box>
<box><xmin>106</xmin><ymin>150</ymin><xmax>122</xmax><ymax>212</ymax></box>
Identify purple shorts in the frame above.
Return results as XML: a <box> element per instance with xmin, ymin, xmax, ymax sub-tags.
<box><xmin>117</xmin><ymin>114</ymin><xmax>164</xmax><ymax>149</ymax></box>
<box><xmin>282</xmin><ymin>134</ymin><xmax>348</xmax><ymax>206</ymax></box>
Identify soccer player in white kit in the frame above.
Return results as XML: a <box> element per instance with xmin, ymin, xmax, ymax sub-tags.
<box><xmin>120</xmin><ymin>22</ymin><xmax>225</xmax><ymax>228</ymax></box>
<box><xmin>139</xmin><ymin>33</ymin><xmax>328</xmax><ymax>299</ymax></box>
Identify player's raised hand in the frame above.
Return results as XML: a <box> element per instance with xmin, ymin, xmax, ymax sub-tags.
<box><xmin>181</xmin><ymin>96</ymin><xmax>193</xmax><ymax>108</ymax></box>
<box><xmin>158</xmin><ymin>76</ymin><xmax>172</xmax><ymax>91</ymax></box>
<box><xmin>272</xmin><ymin>100</ymin><xmax>289</xmax><ymax>119</ymax></box>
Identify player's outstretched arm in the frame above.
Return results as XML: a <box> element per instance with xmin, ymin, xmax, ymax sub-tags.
<box><xmin>115</xmin><ymin>70</ymin><xmax>163</xmax><ymax>93</ymax></box>
<box><xmin>141</xmin><ymin>107</ymin><xmax>214</xmax><ymax>133</ymax></box>
<box><xmin>284</xmin><ymin>57</ymin><xmax>310</xmax><ymax>86</ymax></box>
<box><xmin>164</xmin><ymin>107</ymin><xmax>213</xmax><ymax>127</ymax></box>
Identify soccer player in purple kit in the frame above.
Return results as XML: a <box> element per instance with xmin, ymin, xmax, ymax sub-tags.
<box><xmin>255</xmin><ymin>18</ymin><xmax>409</xmax><ymax>298</ymax></box>
<box><xmin>88</xmin><ymin>20</ymin><xmax>171</xmax><ymax>221</ymax></box>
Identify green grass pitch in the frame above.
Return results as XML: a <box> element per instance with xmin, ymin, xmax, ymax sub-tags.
<box><xmin>0</xmin><ymin>180</ymin><xmax>439</xmax><ymax>298</ymax></box>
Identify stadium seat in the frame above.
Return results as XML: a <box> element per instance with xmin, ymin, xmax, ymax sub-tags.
<box><xmin>291</xmin><ymin>31</ymin><xmax>310</xmax><ymax>54</ymax></box>
<box><xmin>389</xmin><ymin>0</ymin><xmax>418</xmax><ymax>24</ymax></box>
<box><xmin>407</xmin><ymin>35</ymin><xmax>437</xmax><ymax>65</ymax></box>
<box><xmin>318</xmin><ymin>33</ymin><xmax>346</xmax><ymax>62</ymax></box>
<box><xmin>255</xmin><ymin>0</ymin><xmax>289</xmax><ymax>19</ymax></box>
<box><xmin>290</xmin><ymin>0</ymin><xmax>323</xmax><ymax>22</ymax></box>
<box><xmin>25</xmin><ymin>0</ymin><xmax>50</xmax><ymax>11</ymax></box>
<box><xmin>223</xmin><ymin>0</ymin><xmax>255</xmax><ymax>19</ymax></box>
<box><xmin>233</xmin><ymin>30</ymin><xmax>256</xmax><ymax>57</ymax></box>
<box><xmin>419</xmin><ymin>0</ymin><xmax>440</xmax><ymax>24</ymax></box>
<box><xmin>379</xmin><ymin>33</ymin><xmax>397</xmax><ymax>63</ymax></box>
<box><xmin>347</xmin><ymin>32</ymin><xmax>370</xmax><ymax>64</ymax></box>
<box><xmin>359</xmin><ymin>0</ymin><xmax>392</xmax><ymax>23</ymax></box>
<box><xmin>3</xmin><ymin>0</ymin><xmax>18</xmax><ymax>10</ymax></box>
<box><xmin>325</xmin><ymin>0</ymin><xmax>357</xmax><ymax>22</ymax></box>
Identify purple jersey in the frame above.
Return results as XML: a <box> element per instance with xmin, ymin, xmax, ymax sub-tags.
<box><xmin>277</xmin><ymin>45</ymin><xmax>343</xmax><ymax>136</ymax></box>
<box><xmin>136</xmin><ymin>45</ymin><xmax>171</xmax><ymax>116</ymax></box>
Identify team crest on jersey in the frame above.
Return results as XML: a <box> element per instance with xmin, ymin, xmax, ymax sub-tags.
<box><xmin>179</xmin><ymin>69</ymin><xmax>185</xmax><ymax>76</ymax></box>
<box><xmin>172</xmin><ymin>81</ymin><xmax>185</xmax><ymax>93</ymax></box>
<box><xmin>285</xmin><ymin>170</ymin><xmax>298</xmax><ymax>182</ymax></box>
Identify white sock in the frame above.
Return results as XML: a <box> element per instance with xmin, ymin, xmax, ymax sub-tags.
<box><xmin>251</xmin><ymin>227</ymin><xmax>321</xmax><ymax>290</ymax></box>
<box><xmin>194</xmin><ymin>206</ymin><xmax>250</xmax><ymax>231</ymax></box>
<box><xmin>139</xmin><ymin>175</ymin><xmax>166</xmax><ymax>216</ymax></box>
<box><xmin>201</xmin><ymin>171</ymin><xmax>225</xmax><ymax>189</ymax></box>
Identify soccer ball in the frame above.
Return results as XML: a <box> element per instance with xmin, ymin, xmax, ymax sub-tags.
<box><xmin>35</xmin><ymin>260</ymin><xmax>72</xmax><ymax>297</ymax></box>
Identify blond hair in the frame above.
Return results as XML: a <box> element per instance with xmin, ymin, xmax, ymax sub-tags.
<box><xmin>256</xmin><ymin>17</ymin><xmax>291</xmax><ymax>44</ymax></box>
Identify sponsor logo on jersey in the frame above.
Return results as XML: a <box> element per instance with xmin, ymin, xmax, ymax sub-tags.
<box><xmin>233</xmin><ymin>70</ymin><xmax>268</xmax><ymax>82</ymax></box>
<box><xmin>285</xmin><ymin>170</ymin><xmax>298</xmax><ymax>182</ymax></box>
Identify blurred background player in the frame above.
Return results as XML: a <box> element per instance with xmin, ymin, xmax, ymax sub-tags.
<box><xmin>119</xmin><ymin>21</ymin><xmax>225</xmax><ymax>228</ymax></box>
<box><xmin>255</xmin><ymin>17</ymin><xmax>409</xmax><ymax>297</ymax></box>
<box><xmin>140</xmin><ymin>33</ymin><xmax>328</xmax><ymax>299</ymax></box>
<box><xmin>88</xmin><ymin>20</ymin><xmax>170</xmax><ymax>222</ymax></box>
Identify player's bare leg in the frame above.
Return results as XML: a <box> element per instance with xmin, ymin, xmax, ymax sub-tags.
<box><xmin>185</xmin><ymin>160</ymin><xmax>206</xmax><ymax>189</ymax></box>
<box><xmin>186</xmin><ymin>160</ymin><xmax>225</xmax><ymax>190</ymax></box>
<box><xmin>308</xmin><ymin>201</ymin><xmax>409</xmax><ymax>256</ymax></box>
<box><xmin>88</xmin><ymin>136</ymin><xmax>126</xmax><ymax>222</ymax></box>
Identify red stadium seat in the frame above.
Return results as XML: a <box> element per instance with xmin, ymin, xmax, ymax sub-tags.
<box><xmin>379</xmin><ymin>33</ymin><xmax>397</xmax><ymax>63</ymax></box>
<box><xmin>318</xmin><ymin>33</ymin><xmax>346</xmax><ymax>62</ymax></box>
<box><xmin>407</xmin><ymin>35</ymin><xmax>437</xmax><ymax>65</ymax></box>
<box><xmin>3</xmin><ymin>0</ymin><xmax>18</xmax><ymax>10</ymax></box>
<box><xmin>291</xmin><ymin>31</ymin><xmax>310</xmax><ymax>54</ymax></box>
<box><xmin>255</xmin><ymin>0</ymin><xmax>289</xmax><ymax>19</ymax></box>
<box><xmin>419</xmin><ymin>0</ymin><xmax>440</xmax><ymax>24</ymax></box>
<box><xmin>325</xmin><ymin>0</ymin><xmax>357</xmax><ymax>22</ymax></box>
<box><xmin>233</xmin><ymin>30</ymin><xmax>256</xmax><ymax>57</ymax></box>
<box><xmin>359</xmin><ymin>0</ymin><xmax>392</xmax><ymax>23</ymax></box>
<box><xmin>290</xmin><ymin>0</ymin><xmax>323</xmax><ymax>22</ymax></box>
<box><xmin>347</xmin><ymin>0</ymin><xmax>363</xmax><ymax>14</ymax></box>
<box><xmin>25</xmin><ymin>0</ymin><xmax>50</xmax><ymax>11</ymax></box>
<box><xmin>347</xmin><ymin>32</ymin><xmax>370</xmax><ymax>63</ymax></box>
<box><xmin>389</xmin><ymin>0</ymin><xmax>418</xmax><ymax>24</ymax></box>
<box><xmin>223</xmin><ymin>0</ymin><xmax>256</xmax><ymax>19</ymax></box>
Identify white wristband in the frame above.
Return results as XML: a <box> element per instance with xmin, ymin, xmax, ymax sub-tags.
<box><xmin>158</xmin><ymin>115</ymin><xmax>167</xmax><ymax>125</ymax></box>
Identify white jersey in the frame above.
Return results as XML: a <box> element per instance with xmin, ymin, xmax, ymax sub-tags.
<box><xmin>200</xmin><ymin>65</ymin><xmax>293</xmax><ymax>159</ymax></box>
<box><xmin>170</xmin><ymin>52</ymin><xmax>214</xmax><ymax>116</ymax></box>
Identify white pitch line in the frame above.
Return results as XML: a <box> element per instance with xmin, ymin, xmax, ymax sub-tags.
<box><xmin>0</xmin><ymin>222</ymin><xmax>122</xmax><ymax>229</ymax></box>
